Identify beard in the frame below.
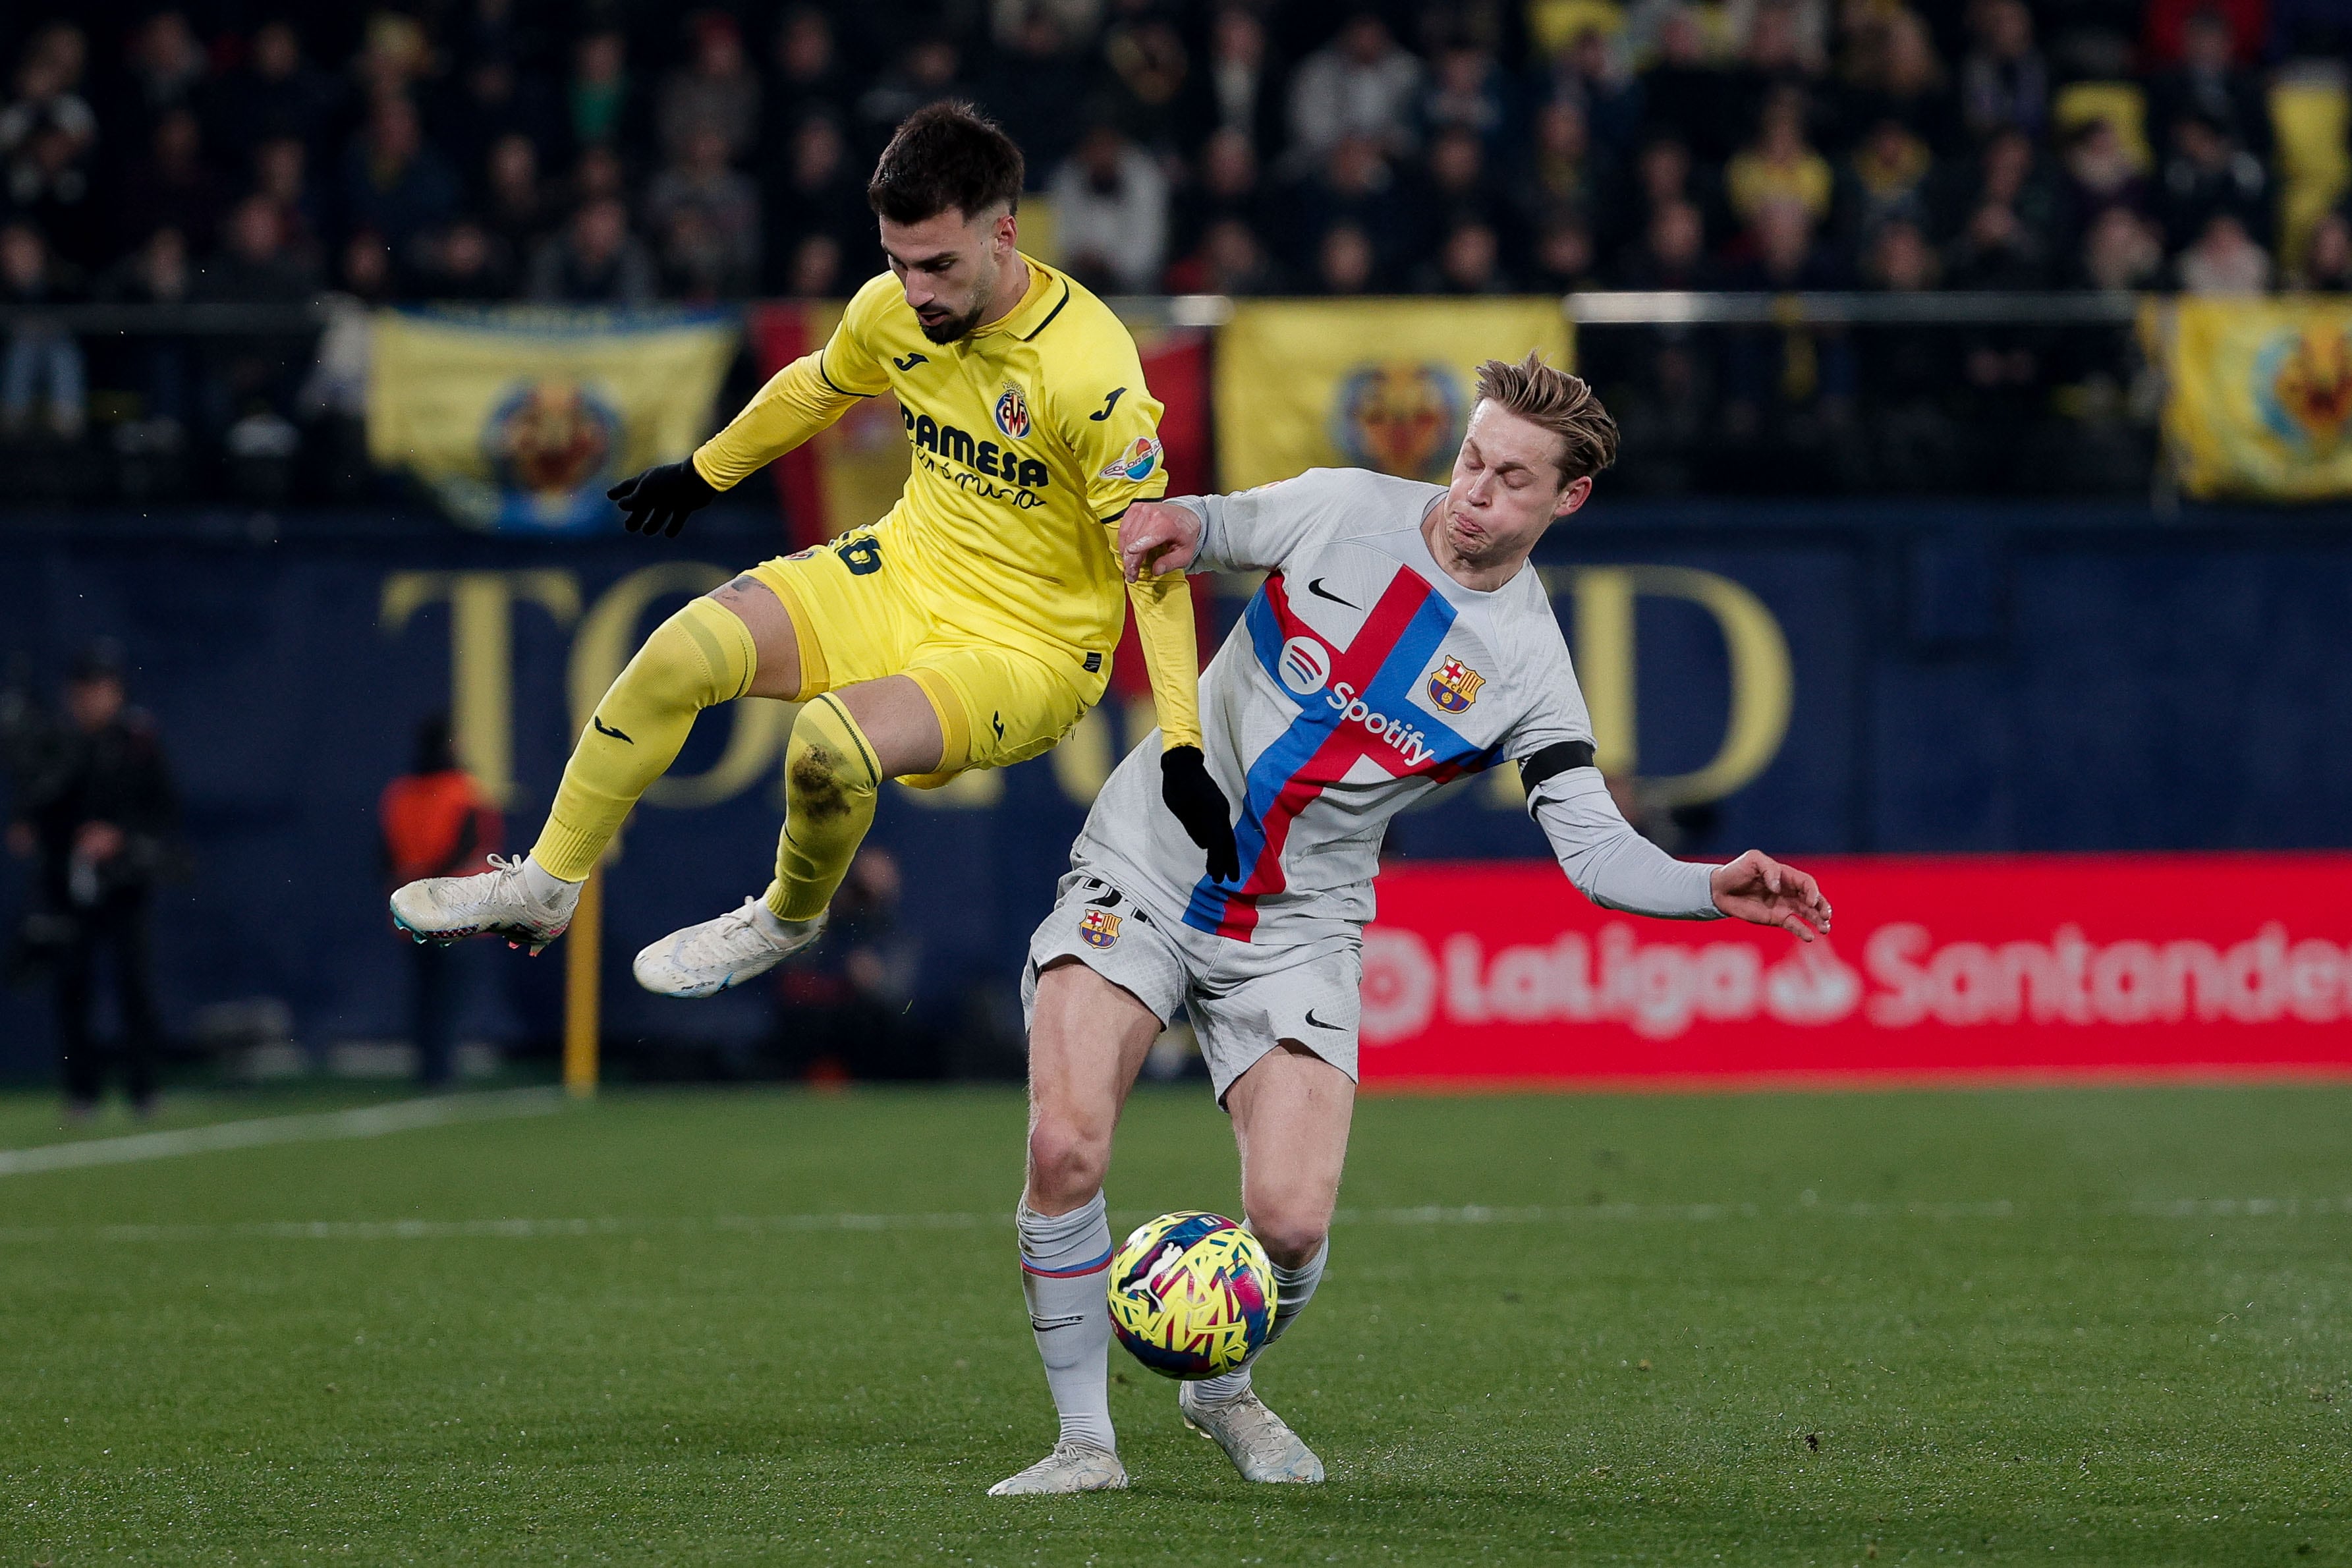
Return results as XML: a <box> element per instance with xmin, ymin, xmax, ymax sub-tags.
<box><xmin>918</xmin><ymin>295</ymin><xmax>988</xmax><ymax>344</ymax></box>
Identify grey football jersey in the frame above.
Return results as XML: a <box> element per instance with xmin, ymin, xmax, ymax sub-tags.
<box><xmin>1072</xmin><ymin>467</ymin><xmax>1719</xmax><ymax>945</ymax></box>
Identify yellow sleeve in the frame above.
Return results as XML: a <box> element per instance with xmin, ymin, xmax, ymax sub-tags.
<box><xmin>690</xmin><ymin>306</ymin><xmax>891</xmax><ymax>490</ymax></box>
<box><xmin>1122</xmin><ymin>549</ymin><xmax>1203</xmax><ymax>752</ymax></box>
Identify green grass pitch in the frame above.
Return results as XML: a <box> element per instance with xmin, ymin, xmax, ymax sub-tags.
<box><xmin>3</xmin><ymin>1082</ymin><xmax>2347</xmax><ymax>1565</ymax></box>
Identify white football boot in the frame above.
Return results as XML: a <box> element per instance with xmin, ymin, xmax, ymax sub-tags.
<box><xmin>389</xmin><ymin>854</ymin><xmax>577</xmax><ymax>955</ymax></box>
<box><xmin>986</xmin><ymin>1440</ymin><xmax>1129</xmax><ymax>1496</ymax></box>
<box><xmin>632</xmin><ymin>898</ymin><xmax>824</xmax><ymax>998</ymax></box>
<box><xmin>1179</xmin><ymin>1383</ymin><xmax>1326</xmax><ymax>1483</ymax></box>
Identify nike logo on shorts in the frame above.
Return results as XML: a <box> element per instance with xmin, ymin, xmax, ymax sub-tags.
<box><xmin>1304</xmin><ymin>1008</ymin><xmax>1343</xmax><ymax>1031</ymax></box>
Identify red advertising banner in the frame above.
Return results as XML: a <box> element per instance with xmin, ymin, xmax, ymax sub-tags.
<box><xmin>1359</xmin><ymin>856</ymin><xmax>2352</xmax><ymax>1086</ymax></box>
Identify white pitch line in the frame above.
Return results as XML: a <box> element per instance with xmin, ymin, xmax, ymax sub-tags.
<box><xmin>0</xmin><ymin>1088</ymin><xmax>568</xmax><ymax>1178</ymax></box>
<box><xmin>3</xmin><ymin>1196</ymin><xmax>2344</xmax><ymax>1246</ymax></box>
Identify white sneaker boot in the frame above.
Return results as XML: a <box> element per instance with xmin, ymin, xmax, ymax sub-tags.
<box><xmin>632</xmin><ymin>898</ymin><xmax>824</xmax><ymax>999</ymax></box>
<box><xmin>1179</xmin><ymin>1382</ymin><xmax>1325</xmax><ymax>1483</ymax></box>
<box><xmin>986</xmin><ymin>1440</ymin><xmax>1128</xmax><ymax>1496</ymax></box>
<box><xmin>389</xmin><ymin>854</ymin><xmax>578</xmax><ymax>955</ymax></box>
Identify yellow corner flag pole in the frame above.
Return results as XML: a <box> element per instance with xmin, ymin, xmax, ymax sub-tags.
<box><xmin>563</xmin><ymin>868</ymin><xmax>603</xmax><ymax>1097</ymax></box>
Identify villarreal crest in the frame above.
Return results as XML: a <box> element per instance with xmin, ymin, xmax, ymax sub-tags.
<box><xmin>1428</xmin><ymin>655</ymin><xmax>1486</xmax><ymax>713</ymax></box>
<box><xmin>994</xmin><ymin>383</ymin><xmax>1031</xmax><ymax>440</ymax></box>
<box><xmin>1079</xmin><ymin>908</ymin><xmax>1121</xmax><ymax>948</ymax></box>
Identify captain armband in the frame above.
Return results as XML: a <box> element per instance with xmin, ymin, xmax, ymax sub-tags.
<box><xmin>1516</xmin><ymin>740</ymin><xmax>1598</xmax><ymax>813</ymax></box>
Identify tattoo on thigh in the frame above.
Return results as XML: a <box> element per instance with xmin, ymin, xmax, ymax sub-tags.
<box><xmin>722</xmin><ymin>574</ymin><xmax>763</xmax><ymax>595</ymax></box>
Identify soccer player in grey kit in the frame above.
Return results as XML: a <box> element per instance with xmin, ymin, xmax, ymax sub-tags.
<box><xmin>990</xmin><ymin>354</ymin><xmax>1834</xmax><ymax>1496</ymax></box>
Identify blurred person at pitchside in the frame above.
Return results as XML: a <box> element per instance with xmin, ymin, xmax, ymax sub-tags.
<box><xmin>379</xmin><ymin>717</ymin><xmax>500</xmax><ymax>1089</ymax></box>
<box><xmin>5</xmin><ymin>643</ymin><xmax>177</xmax><ymax>1119</ymax></box>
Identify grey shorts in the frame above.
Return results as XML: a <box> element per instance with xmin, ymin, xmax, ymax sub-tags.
<box><xmin>1021</xmin><ymin>870</ymin><xmax>1363</xmax><ymax>1104</ymax></box>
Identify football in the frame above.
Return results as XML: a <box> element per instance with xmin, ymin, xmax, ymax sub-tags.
<box><xmin>1106</xmin><ymin>1211</ymin><xmax>1279</xmax><ymax>1380</ymax></box>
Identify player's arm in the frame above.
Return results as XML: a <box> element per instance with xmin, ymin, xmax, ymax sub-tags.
<box><xmin>608</xmin><ymin>301</ymin><xmax>889</xmax><ymax>537</ymax></box>
<box><xmin>1522</xmin><ymin>745</ymin><xmax>1830</xmax><ymax>939</ymax></box>
<box><xmin>1121</xmin><ymin>469</ymin><xmax>1360</xmax><ymax>578</ymax></box>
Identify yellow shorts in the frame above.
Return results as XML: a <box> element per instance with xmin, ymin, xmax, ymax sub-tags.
<box><xmin>747</xmin><ymin>530</ymin><xmax>1109</xmax><ymax>785</ymax></box>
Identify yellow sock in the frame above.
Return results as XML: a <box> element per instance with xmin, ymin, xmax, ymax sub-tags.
<box><xmin>766</xmin><ymin>694</ymin><xmax>880</xmax><ymax>921</ymax></box>
<box><xmin>530</xmin><ymin>596</ymin><xmax>756</xmax><ymax>881</ymax></box>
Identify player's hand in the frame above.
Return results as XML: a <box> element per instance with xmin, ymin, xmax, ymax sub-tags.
<box><xmin>1709</xmin><ymin>850</ymin><xmax>1832</xmax><ymax>941</ymax></box>
<box><xmin>608</xmin><ymin>458</ymin><xmax>719</xmax><ymax>538</ymax></box>
<box><xmin>1162</xmin><ymin>745</ymin><xmax>1240</xmax><ymax>883</ymax></box>
<box><xmin>1119</xmin><ymin>502</ymin><xmax>1202</xmax><ymax>581</ymax></box>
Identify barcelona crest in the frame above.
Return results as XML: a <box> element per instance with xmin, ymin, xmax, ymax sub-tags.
<box><xmin>1428</xmin><ymin>655</ymin><xmax>1485</xmax><ymax>713</ymax></box>
<box><xmin>994</xmin><ymin>383</ymin><xmax>1031</xmax><ymax>441</ymax></box>
<box><xmin>1079</xmin><ymin>907</ymin><xmax>1121</xmax><ymax>948</ymax></box>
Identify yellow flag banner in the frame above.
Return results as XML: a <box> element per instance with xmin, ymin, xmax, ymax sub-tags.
<box><xmin>2156</xmin><ymin>297</ymin><xmax>2352</xmax><ymax>500</ymax></box>
<box><xmin>1213</xmin><ymin>298</ymin><xmax>1573</xmax><ymax>491</ymax></box>
<box><xmin>368</xmin><ymin>306</ymin><xmax>739</xmax><ymax>533</ymax></box>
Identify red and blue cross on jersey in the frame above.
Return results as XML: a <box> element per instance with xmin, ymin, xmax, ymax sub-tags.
<box><xmin>1184</xmin><ymin>568</ymin><xmax>1499</xmax><ymax>941</ymax></box>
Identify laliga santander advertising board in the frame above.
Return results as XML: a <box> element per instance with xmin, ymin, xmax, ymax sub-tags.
<box><xmin>1358</xmin><ymin>856</ymin><xmax>2352</xmax><ymax>1085</ymax></box>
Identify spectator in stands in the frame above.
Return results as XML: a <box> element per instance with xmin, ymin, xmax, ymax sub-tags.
<box><xmin>1094</xmin><ymin>10</ymin><xmax>1190</xmax><ymax>152</ymax></box>
<box><xmin>480</xmin><ymin>134</ymin><xmax>553</xmax><ymax>266</ymax></box>
<box><xmin>528</xmin><ymin>195</ymin><xmax>654</xmax><ymax>303</ymax></box>
<box><xmin>1837</xmin><ymin>116</ymin><xmax>1934</xmax><ymax>242</ymax></box>
<box><xmin>772</xmin><ymin>846</ymin><xmax>928</xmax><ymax>1082</ymax></box>
<box><xmin>196</xmin><ymin>195</ymin><xmax>316</xmax><ymax>435</ymax></box>
<box><xmin>1720</xmin><ymin>200</ymin><xmax>1854</xmax><ymax>450</ymax></box>
<box><xmin>1620</xmin><ymin>134</ymin><xmax>1712</xmax><ymax>258</ymax></box>
<box><xmin>1171</xmin><ymin>215</ymin><xmax>1286</xmax><ymax>294</ymax></box>
<box><xmin>8</xmin><ymin>642</ymin><xmax>177</xmax><ymax>1119</ymax></box>
<box><xmin>1543</xmin><ymin>28</ymin><xmax>1643</xmax><ymax>159</ymax></box>
<box><xmin>380</xmin><ymin>715</ymin><xmax>499</xmax><ymax>1090</ymax></box>
<box><xmin>4</xmin><ymin>108</ymin><xmax>101</xmax><ymax>268</ymax></box>
<box><xmin>1422</xmin><ymin>42</ymin><xmax>1507</xmax><ymax>154</ymax></box>
<box><xmin>980</xmin><ymin>11</ymin><xmax>1090</xmax><ymax>177</ymax></box>
<box><xmin>785</xmin><ymin>233</ymin><xmax>845</xmax><ymax>295</ymax></box>
<box><xmin>1421</xmin><ymin>126</ymin><xmax>1512</xmax><ymax>258</ymax></box>
<box><xmin>1835</xmin><ymin>9</ymin><xmax>1954</xmax><ymax>154</ymax></box>
<box><xmin>1181</xmin><ymin>5</ymin><xmax>1285</xmax><ymax>159</ymax></box>
<box><xmin>252</xmin><ymin>137</ymin><xmax>325</xmax><ymax>279</ymax></box>
<box><xmin>341</xmin><ymin>98</ymin><xmax>459</xmax><ymax>259</ymax></box>
<box><xmin>857</xmin><ymin>39</ymin><xmax>964</xmax><ymax>157</ymax></box>
<box><xmin>1285</xmin><ymin>13</ymin><xmax>1422</xmax><ymax>169</ymax></box>
<box><xmin>1855</xmin><ymin>215</ymin><xmax>1963</xmax><ymax>488</ymax></box>
<box><xmin>646</xmin><ymin>126</ymin><xmax>761</xmax><ymax>298</ymax></box>
<box><xmin>1640</xmin><ymin>7</ymin><xmax>1738</xmax><ymax>163</ymax></box>
<box><xmin>116</xmin><ymin>11</ymin><xmax>211</xmax><ymax>148</ymax></box>
<box><xmin>117</xmin><ymin>109</ymin><xmax>223</xmax><ymax>260</ymax></box>
<box><xmin>1942</xmin><ymin>128</ymin><xmax>2056</xmax><ymax>289</ymax></box>
<box><xmin>1285</xmin><ymin>135</ymin><xmax>1403</xmax><ymax>275</ymax></box>
<box><xmin>1527</xmin><ymin>212</ymin><xmax>1602</xmax><ymax>293</ymax></box>
<box><xmin>2158</xmin><ymin>110</ymin><xmax>2270</xmax><ymax>253</ymax></box>
<box><xmin>1314</xmin><ymin>221</ymin><xmax>1378</xmax><ymax>294</ymax></box>
<box><xmin>1</xmin><ymin>26</ymin><xmax>98</xmax><ymax>167</ymax></box>
<box><xmin>567</xmin><ymin>145</ymin><xmax>630</xmax><ymax>214</ymax></box>
<box><xmin>770</xmin><ymin>8</ymin><xmax>853</xmax><ymax>134</ymax></box>
<box><xmin>1173</xmin><ymin>128</ymin><xmax>1274</xmax><ymax>260</ymax></box>
<box><xmin>411</xmin><ymin>219</ymin><xmax>513</xmax><ymax>301</ymax></box>
<box><xmin>659</xmin><ymin>13</ymin><xmax>760</xmax><ymax>165</ymax></box>
<box><xmin>764</xmin><ymin>115</ymin><xmax>867</xmax><ymax>294</ymax></box>
<box><xmin>1958</xmin><ymin>0</ymin><xmax>2048</xmax><ymax>144</ymax></box>
<box><xmin>1519</xmin><ymin>103</ymin><xmax>1606</xmax><ymax>238</ymax></box>
<box><xmin>1416</xmin><ymin>217</ymin><xmax>1512</xmax><ymax>293</ymax></box>
<box><xmin>2080</xmin><ymin>205</ymin><xmax>2166</xmax><ymax>290</ymax></box>
<box><xmin>1725</xmin><ymin>86</ymin><xmax>1833</xmax><ymax>227</ymax></box>
<box><xmin>97</xmin><ymin>226</ymin><xmax>194</xmax><ymax>432</ymax></box>
<box><xmin>2060</xmin><ymin>118</ymin><xmax>2152</xmax><ymax>236</ymax></box>
<box><xmin>1050</xmin><ymin>124</ymin><xmax>1169</xmax><ymax>294</ymax></box>
<box><xmin>438</xmin><ymin>53</ymin><xmax>560</xmax><ymax>196</ymax></box>
<box><xmin>339</xmin><ymin>231</ymin><xmax>397</xmax><ymax>305</ymax></box>
<box><xmin>1615</xmin><ymin>198</ymin><xmax>1714</xmax><ymax>289</ymax></box>
<box><xmin>1725</xmin><ymin>0</ymin><xmax>1826</xmax><ymax>147</ymax></box>
<box><xmin>2148</xmin><ymin>8</ymin><xmax>2269</xmax><ymax>157</ymax></box>
<box><xmin>352</xmin><ymin>14</ymin><xmax>434</xmax><ymax>117</ymax></box>
<box><xmin>0</xmin><ymin>222</ymin><xmax>84</xmax><ymax>441</ymax></box>
<box><xmin>216</xmin><ymin>20</ymin><xmax>340</xmax><ymax>163</ymax></box>
<box><xmin>569</xmin><ymin>30</ymin><xmax>634</xmax><ymax>152</ymax></box>
<box><xmin>2175</xmin><ymin>211</ymin><xmax>2271</xmax><ymax>293</ymax></box>
<box><xmin>2296</xmin><ymin>208</ymin><xmax>2352</xmax><ymax>291</ymax></box>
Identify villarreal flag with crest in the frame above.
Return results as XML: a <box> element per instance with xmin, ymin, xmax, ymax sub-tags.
<box><xmin>2152</xmin><ymin>298</ymin><xmax>2352</xmax><ymax>499</ymax></box>
<box><xmin>368</xmin><ymin>306</ymin><xmax>739</xmax><ymax>533</ymax></box>
<box><xmin>1214</xmin><ymin>298</ymin><xmax>1573</xmax><ymax>491</ymax></box>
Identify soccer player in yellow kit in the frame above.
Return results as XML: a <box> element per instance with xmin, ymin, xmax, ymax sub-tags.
<box><xmin>389</xmin><ymin>103</ymin><xmax>1238</xmax><ymax>996</ymax></box>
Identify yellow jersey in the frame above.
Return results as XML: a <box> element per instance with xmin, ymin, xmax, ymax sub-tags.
<box><xmin>692</xmin><ymin>256</ymin><xmax>1200</xmax><ymax>747</ymax></box>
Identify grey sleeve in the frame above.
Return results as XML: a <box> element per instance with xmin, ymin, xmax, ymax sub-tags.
<box><xmin>1527</xmin><ymin>769</ymin><xmax>1722</xmax><ymax>920</ymax></box>
<box><xmin>1171</xmin><ymin>468</ymin><xmax>1368</xmax><ymax>574</ymax></box>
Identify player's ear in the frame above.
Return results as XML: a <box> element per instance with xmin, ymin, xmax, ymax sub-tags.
<box><xmin>1552</xmin><ymin>474</ymin><xmax>1593</xmax><ymax>520</ymax></box>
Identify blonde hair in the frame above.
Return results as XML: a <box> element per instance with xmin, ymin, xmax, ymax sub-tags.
<box><xmin>1472</xmin><ymin>351</ymin><xmax>1619</xmax><ymax>486</ymax></box>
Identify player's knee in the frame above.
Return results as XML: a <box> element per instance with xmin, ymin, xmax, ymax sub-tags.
<box><xmin>620</xmin><ymin>600</ymin><xmax>751</xmax><ymax>714</ymax></box>
<box><xmin>1245</xmin><ymin>1207</ymin><xmax>1328</xmax><ymax>1271</ymax></box>
<box><xmin>785</xmin><ymin>700</ymin><xmax>878</xmax><ymax>822</ymax></box>
<box><xmin>1025</xmin><ymin>1114</ymin><xmax>1109</xmax><ymax>1208</ymax></box>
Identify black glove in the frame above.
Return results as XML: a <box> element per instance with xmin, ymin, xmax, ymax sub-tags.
<box><xmin>1161</xmin><ymin>744</ymin><xmax>1240</xmax><ymax>883</ymax></box>
<box><xmin>607</xmin><ymin>458</ymin><xmax>719</xmax><ymax>538</ymax></box>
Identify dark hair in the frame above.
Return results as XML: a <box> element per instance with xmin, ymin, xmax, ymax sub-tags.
<box><xmin>867</xmin><ymin>101</ymin><xmax>1024</xmax><ymax>225</ymax></box>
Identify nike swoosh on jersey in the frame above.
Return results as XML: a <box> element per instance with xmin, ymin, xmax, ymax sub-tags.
<box><xmin>591</xmin><ymin>715</ymin><xmax>633</xmax><ymax>743</ymax></box>
<box><xmin>892</xmin><ymin>352</ymin><xmax>928</xmax><ymax>370</ymax></box>
<box><xmin>1306</xmin><ymin>577</ymin><xmax>1356</xmax><ymax>608</ymax></box>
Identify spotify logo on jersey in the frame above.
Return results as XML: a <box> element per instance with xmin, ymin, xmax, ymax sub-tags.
<box><xmin>1277</xmin><ymin>635</ymin><xmax>1333</xmax><ymax>696</ymax></box>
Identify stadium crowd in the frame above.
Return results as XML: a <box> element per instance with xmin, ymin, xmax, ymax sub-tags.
<box><xmin>1</xmin><ymin>1</ymin><xmax>2349</xmax><ymax>486</ymax></box>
